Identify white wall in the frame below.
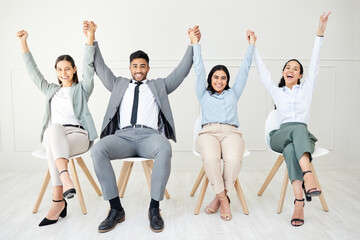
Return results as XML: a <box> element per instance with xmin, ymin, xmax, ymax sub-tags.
<box><xmin>0</xmin><ymin>0</ymin><xmax>359</xmax><ymax>173</ymax></box>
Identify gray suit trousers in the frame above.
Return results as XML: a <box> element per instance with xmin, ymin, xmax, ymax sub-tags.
<box><xmin>91</xmin><ymin>127</ymin><xmax>172</xmax><ymax>201</ymax></box>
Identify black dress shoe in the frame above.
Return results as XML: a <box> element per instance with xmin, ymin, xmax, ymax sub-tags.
<box><xmin>98</xmin><ymin>209</ymin><xmax>125</xmax><ymax>233</ymax></box>
<box><xmin>148</xmin><ymin>208</ymin><xmax>164</xmax><ymax>232</ymax></box>
<box><xmin>39</xmin><ymin>199</ymin><xmax>67</xmax><ymax>227</ymax></box>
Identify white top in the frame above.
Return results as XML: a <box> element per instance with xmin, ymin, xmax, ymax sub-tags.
<box><xmin>50</xmin><ymin>87</ymin><xmax>80</xmax><ymax>125</ymax></box>
<box><xmin>119</xmin><ymin>79</ymin><xmax>159</xmax><ymax>129</ymax></box>
<box><xmin>254</xmin><ymin>36</ymin><xmax>323</xmax><ymax>125</ymax></box>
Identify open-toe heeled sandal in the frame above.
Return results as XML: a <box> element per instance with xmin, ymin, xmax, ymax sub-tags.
<box><xmin>291</xmin><ymin>198</ymin><xmax>305</xmax><ymax>227</ymax></box>
<box><xmin>302</xmin><ymin>170</ymin><xmax>321</xmax><ymax>201</ymax></box>
<box><xmin>218</xmin><ymin>196</ymin><xmax>232</xmax><ymax>221</ymax></box>
<box><xmin>205</xmin><ymin>205</ymin><xmax>217</xmax><ymax>214</ymax></box>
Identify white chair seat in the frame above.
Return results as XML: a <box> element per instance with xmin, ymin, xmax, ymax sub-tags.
<box><xmin>32</xmin><ymin>148</ymin><xmax>90</xmax><ymax>160</ymax></box>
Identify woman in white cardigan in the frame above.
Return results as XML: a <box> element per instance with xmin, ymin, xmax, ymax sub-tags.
<box><xmin>16</xmin><ymin>22</ymin><xmax>98</xmax><ymax>227</ymax></box>
<box><xmin>254</xmin><ymin>12</ymin><xmax>331</xmax><ymax>227</ymax></box>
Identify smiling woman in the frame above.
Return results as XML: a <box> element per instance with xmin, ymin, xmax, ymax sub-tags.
<box><xmin>54</xmin><ymin>55</ymin><xmax>78</xmax><ymax>86</ymax></box>
<box><xmin>16</xmin><ymin>21</ymin><xmax>98</xmax><ymax>227</ymax></box>
<box><xmin>191</xmin><ymin>27</ymin><xmax>256</xmax><ymax>222</ymax></box>
<box><xmin>253</xmin><ymin>12</ymin><xmax>331</xmax><ymax>227</ymax></box>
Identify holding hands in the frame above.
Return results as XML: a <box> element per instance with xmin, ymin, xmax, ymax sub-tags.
<box><xmin>83</xmin><ymin>21</ymin><xmax>97</xmax><ymax>45</ymax></box>
<box><xmin>246</xmin><ymin>30</ymin><xmax>256</xmax><ymax>45</ymax></box>
<box><xmin>317</xmin><ymin>12</ymin><xmax>331</xmax><ymax>36</ymax></box>
<box><xmin>188</xmin><ymin>25</ymin><xmax>201</xmax><ymax>44</ymax></box>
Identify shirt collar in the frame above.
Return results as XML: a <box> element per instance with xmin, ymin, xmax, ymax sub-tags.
<box><xmin>131</xmin><ymin>79</ymin><xmax>148</xmax><ymax>84</ymax></box>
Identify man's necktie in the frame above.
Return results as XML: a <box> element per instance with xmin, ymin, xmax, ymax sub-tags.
<box><xmin>130</xmin><ymin>81</ymin><xmax>143</xmax><ymax>125</ymax></box>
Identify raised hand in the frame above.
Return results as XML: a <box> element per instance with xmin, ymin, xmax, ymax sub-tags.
<box><xmin>83</xmin><ymin>20</ymin><xmax>90</xmax><ymax>38</ymax></box>
<box><xmin>84</xmin><ymin>21</ymin><xmax>97</xmax><ymax>45</ymax></box>
<box><xmin>16</xmin><ymin>30</ymin><xmax>29</xmax><ymax>53</ymax></box>
<box><xmin>246</xmin><ymin>30</ymin><xmax>257</xmax><ymax>45</ymax></box>
<box><xmin>188</xmin><ymin>25</ymin><xmax>201</xmax><ymax>44</ymax></box>
<box><xmin>16</xmin><ymin>30</ymin><xmax>28</xmax><ymax>42</ymax></box>
<box><xmin>317</xmin><ymin>12</ymin><xmax>331</xmax><ymax>36</ymax></box>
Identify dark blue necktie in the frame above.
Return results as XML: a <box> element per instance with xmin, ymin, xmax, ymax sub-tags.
<box><xmin>130</xmin><ymin>81</ymin><xmax>143</xmax><ymax>125</ymax></box>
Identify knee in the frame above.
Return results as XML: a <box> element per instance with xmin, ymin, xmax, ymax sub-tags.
<box><xmin>91</xmin><ymin>141</ymin><xmax>106</xmax><ymax>161</ymax></box>
<box><xmin>293</xmin><ymin>125</ymin><xmax>307</xmax><ymax>134</ymax></box>
<box><xmin>153</xmin><ymin>139</ymin><xmax>172</xmax><ymax>158</ymax></box>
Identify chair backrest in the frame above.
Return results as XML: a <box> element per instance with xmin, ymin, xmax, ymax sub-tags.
<box><xmin>264</xmin><ymin>110</ymin><xmax>280</xmax><ymax>150</ymax></box>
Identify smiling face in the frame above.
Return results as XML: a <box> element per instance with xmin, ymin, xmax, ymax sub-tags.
<box><xmin>56</xmin><ymin>60</ymin><xmax>76</xmax><ymax>87</ymax></box>
<box><xmin>211</xmin><ymin>70</ymin><xmax>228</xmax><ymax>94</ymax></box>
<box><xmin>129</xmin><ymin>58</ymin><xmax>150</xmax><ymax>81</ymax></box>
<box><xmin>282</xmin><ymin>60</ymin><xmax>303</xmax><ymax>89</ymax></box>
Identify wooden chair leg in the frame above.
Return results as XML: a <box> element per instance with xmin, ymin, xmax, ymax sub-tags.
<box><xmin>277</xmin><ymin>168</ymin><xmax>289</xmax><ymax>214</ymax></box>
<box><xmin>117</xmin><ymin>161</ymin><xmax>132</xmax><ymax>195</ymax></box>
<box><xmin>146</xmin><ymin>160</ymin><xmax>171</xmax><ymax>199</ymax></box>
<box><xmin>258</xmin><ymin>155</ymin><xmax>284</xmax><ymax>196</ymax></box>
<box><xmin>75</xmin><ymin>157</ymin><xmax>102</xmax><ymax>196</ymax></box>
<box><xmin>194</xmin><ymin>176</ymin><xmax>209</xmax><ymax>215</ymax></box>
<box><xmin>234</xmin><ymin>178</ymin><xmax>249</xmax><ymax>215</ymax></box>
<box><xmin>309</xmin><ymin>163</ymin><xmax>329</xmax><ymax>212</ymax></box>
<box><xmin>33</xmin><ymin>169</ymin><xmax>51</xmax><ymax>213</ymax></box>
<box><xmin>190</xmin><ymin>166</ymin><xmax>205</xmax><ymax>197</ymax></box>
<box><xmin>69</xmin><ymin>158</ymin><xmax>87</xmax><ymax>215</ymax></box>
<box><xmin>119</xmin><ymin>162</ymin><xmax>134</xmax><ymax>198</ymax></box>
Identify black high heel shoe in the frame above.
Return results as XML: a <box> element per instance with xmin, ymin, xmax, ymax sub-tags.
<box><xmin>59</xmin><ymin>170</ymin><xmax>76</xmax><ymax>199</ymax></box>
<box><xmin>291</xmin><ymin>198</ymin><xmax>305</xmax><ymax>227</ymax></box>
<box><xmin>39</xmin><ymin>199</ymin><xmax>67</xmax><ymax>227</ymax></box>
<box><xmin>302</xmin><ymin>171</ymin><xmax>322</xmax><ymax>202</ymax></box>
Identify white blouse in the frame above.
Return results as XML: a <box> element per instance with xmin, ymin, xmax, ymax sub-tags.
<box><xmin>254</xmin><ymin>36</ymin><xmax>323</xmax><ymax>125</ymax></box>
<box><xmin>50</xmin><ymin>87</ymin><xmax>80</xmax><ymax>126</ymax></box>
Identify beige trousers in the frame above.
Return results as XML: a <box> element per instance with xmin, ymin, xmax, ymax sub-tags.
<box><xmin>195</xmin><ymin>123</ymin><xmax>245</xmax><ymax>194</ymax></box>
<box><xmin>43</xmin><ymin>124</ymin><xmax>90</xmax><ymax>186</ymax></box>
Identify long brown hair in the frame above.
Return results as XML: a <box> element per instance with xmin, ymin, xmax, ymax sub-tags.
<box><xmin>54</xmin><ymin>55</ymin><xmax>79</xmax><ymax>84</ymax></box>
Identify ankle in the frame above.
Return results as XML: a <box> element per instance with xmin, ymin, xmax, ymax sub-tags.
<box><xmin>149</xmin><ymin>198</ymin><xmax>159</xmax><ymax>209</ymax></box>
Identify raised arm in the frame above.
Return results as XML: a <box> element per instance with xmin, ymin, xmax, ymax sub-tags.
<box><xmin>232</xmin><ymin>30</ymin><xmax>255</xmax><ymax>99</ymax></box>
<box><xmin>163</xmin><ymin>26</ymin><xmax>200</xmax><ymax>94</ymax></box>
<box><xmin>17</xmin><ymin>30</ymin><xmax>51</xmax><ymax>95</ymax></box>
<box><xmin>83</xmin><ymin>21</ymin><xmax>117</xmax><ymax>92</ymax></box>
<box><xmin>253</xmin><ymin>47</ymin><xmax>278</xmax><ymax>98</ymax></box>
<box><xmin>304</xmin><ymin>12</ymin><xmax>331</xmax><ymax>91</ymax></box>
<box><xmin>189</xmin><ymin>26</ymin><xmax>206</xmax><ymax>99</ymax></box>
<box><xmin>81</xmin><ymin>21</ymin><xmax>96</xmax><ymax>97</ymax></box>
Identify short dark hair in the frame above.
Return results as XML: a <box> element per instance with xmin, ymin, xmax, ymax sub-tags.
<box><xmin>130</xmin><ymin>50</ymin><xmax>149</xmax><ymax>64</ymax></box>
<box><xmin>278</xmin><ymin>59</ymin><xmax>303</xmax><ymax>88</ymax></box>
<box><xmin>207</xmin><ymin>65</ymin><xmax>230</xmax><ymax>95</ymax></box>
<box><xmin>54</xmin><ymin>55</ymin><xmax>78</xmax><ymax>84</ymax></box>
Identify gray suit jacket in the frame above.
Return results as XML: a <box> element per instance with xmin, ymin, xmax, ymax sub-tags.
<box><xmin>93</xmin><ymin>42</ymin><xmax>193</xmax><ymax>142</ymax></box>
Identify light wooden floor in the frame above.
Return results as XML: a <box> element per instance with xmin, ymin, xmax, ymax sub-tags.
<box><xmin>0</xmin><ymin>166</ymin><xmax>359</xmax><ymax>240</ymax></box>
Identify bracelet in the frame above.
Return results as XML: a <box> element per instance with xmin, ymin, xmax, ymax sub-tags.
<box><xmin>317</xmin><ymin>35</ymin><xmax>324</xmax><ymax>37</ymax></box>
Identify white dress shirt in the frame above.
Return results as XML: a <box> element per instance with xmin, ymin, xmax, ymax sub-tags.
<box><xmin>119</xmin><ymin>79</ymin><xmax>159</xmax><ymax>129</ymax></box>
<box><xmin>50</xmin><ymin>87</ymin><xmax>80</xmax><ymax>125</ymax></box>
<box><xmin>254</xmin><ymin>36</ymin><xmax>323</xmax><ymax>125</ymax></box>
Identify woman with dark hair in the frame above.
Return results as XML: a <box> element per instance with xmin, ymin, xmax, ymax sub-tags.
<box><xmin>254</xmin><ymin>12</ymin><xmax>331</xmax><ymax>227</ymax></box>
<box><xmin>189</xmin><ymin>27</ymin><xmax>255</xmax><ymax>221</ymax></box>
<box><xmin>16</xmin><ymin>22</ymin><xmax>98</xmax><ymax>227</ymax></box>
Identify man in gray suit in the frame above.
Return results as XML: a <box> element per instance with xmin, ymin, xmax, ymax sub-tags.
<box><xmin>84</xmin><ymin>21</ymin><xmax>200</xmax><ymax>233</ymax></box>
